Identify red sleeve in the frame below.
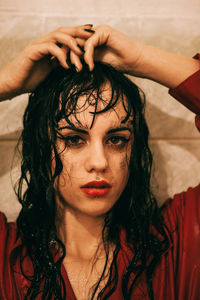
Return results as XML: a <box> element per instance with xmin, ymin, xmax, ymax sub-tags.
<box><xmin>0</xmin><ymin>212</ymin><xmax>21</xmax><ymax>299</ymax></box>
<box><xmin>160</xmin><ymin>184</ymin><xmax>200</xmax><ymax>300</ymax></box>
<box><xmin>169</xmin><ymin>53</ymin><xmax>200</xmax><ymax>131</ymax></box>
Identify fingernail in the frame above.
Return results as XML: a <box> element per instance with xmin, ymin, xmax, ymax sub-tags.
<box><xmin>84</xmin><ymin>29</ymin><xmax>95</xmax><ymax>33</ymax></box>
<box><xmin>84</xmin><ymin>24</ymin><xmax>93</xmax><ymax>27</ymax></box>
<box><xmin>77</xmin><ymin>44</ymin><xmax>85</xmax><ymax>53</ymax></box>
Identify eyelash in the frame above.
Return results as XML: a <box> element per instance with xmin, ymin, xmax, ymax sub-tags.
<box><xmin>64</xmin><ymin>135</ymin><xmax>85</xmax><ymax>147</ymax></box>
<box><xmin>64</xmin><ymin>135</ymin><xmax>130</xmax><ymax>149</ymax></box>
<box><xmin>106</xmin><ymin>136</ymin><xmax>130</xmax><ymax>148</ymax></box>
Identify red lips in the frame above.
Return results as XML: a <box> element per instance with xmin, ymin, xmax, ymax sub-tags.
<box><xmin>80</xmin><ymin>180</ymin><xmax>111</xmax><ymax>196</ymax></box>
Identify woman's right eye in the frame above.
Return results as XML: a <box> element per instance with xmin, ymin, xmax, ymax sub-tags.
<box><xmin>64</xmin><ymin>135</ymin><xmax>85</xmax><ymax>147</ymax></box>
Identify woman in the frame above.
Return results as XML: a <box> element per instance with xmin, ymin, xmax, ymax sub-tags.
<box><xmin>0</xmin><ymin>25</ymin><xmax>199</xmax><ymax>300</ymax></box>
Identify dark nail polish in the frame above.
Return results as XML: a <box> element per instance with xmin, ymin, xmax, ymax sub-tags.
<box><xmin>84</xmin><ymin>24</ymin><xmax>93</xmax><ymax>27</ymax></box>
<box><xmin>84</xmin><ymin>29</ymin><xmax>95</xmax><ymax>33</ymax></box>
<box><xmin>77</xmin><ymin>44</ymin><xmax>85</xmax><ymax>53</ymax></box>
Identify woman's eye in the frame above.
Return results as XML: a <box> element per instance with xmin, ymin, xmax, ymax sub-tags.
<box><xmin>65</xmin><ymin>135</ymin><xmax>85</xmax><ymax>147</ymax></box>
<box><xmin>107</xmin><ymin>136</ymin><xmax>129</xmax><ymax>147</ymax></box>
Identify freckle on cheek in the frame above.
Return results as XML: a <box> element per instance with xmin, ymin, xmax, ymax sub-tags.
<box><xmin>120</xmin><ymin>159</ymin><xmax>128</xmax><ymax>170</ymax></box>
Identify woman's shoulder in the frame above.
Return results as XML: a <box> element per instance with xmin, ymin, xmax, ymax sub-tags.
<box><xmin>0</xmin><ymin>212</ymin><xmax>30</xmax><ymax>299</ymax></box>
<box><xmin>0</xmin><ymin>211</ymin><xmax>18</xmax><ymax>232</ymax></box>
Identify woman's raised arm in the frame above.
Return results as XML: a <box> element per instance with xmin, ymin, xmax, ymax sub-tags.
<box><xmin>83</xmin><ymin>24</ymin><xmax>200</xmax><ymax>89</ymax></box>
<box><xmin>0</xmin><ymin>25</ymin><xmax>94</xmax><ymax>101</ymax></box>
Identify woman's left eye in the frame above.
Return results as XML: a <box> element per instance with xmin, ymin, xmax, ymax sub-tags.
<box><xmin>106</xmin><ymin>136</ymin><xmax>129</xmax><ymax>146</ymax></box>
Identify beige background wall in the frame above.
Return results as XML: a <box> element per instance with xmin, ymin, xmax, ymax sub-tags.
<box><xmin>0</xmin><ymin>0</ymin><xmax>200</xmax><ymax>221</ymax></box>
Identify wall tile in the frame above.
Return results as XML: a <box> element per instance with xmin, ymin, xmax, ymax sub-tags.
<box><xmin>0</xmin><ymin>0</ymin><xmax>200</xmax><ymax>17</ymax></box>
<box><xmin>0</xmin><ymin>166</ymin><xmax>21</xmax><ymax>222</ymax></box>
<box><xmin>139</xmin><ymin>80</ymin><xmax>200</xmax><ymax>139</ymax></box>
<box><xmin>150</xmin><ymin>140</ymin><xmax>200</xmax><ymax>205</ymax></box>
<box><xmin>0</xmin><ymin>14</ymin><xmax>44</xmax><ymax>68</ymax></box>
<box><xmin>0</xmin><ymin>94</ymin><xmax>27</xmax><ymax>139</ymax></box>
<box><xmin>0</xmin><ymin>141</ymin><xmax>21</xmax><ymax>221</ymax></box>
<box><xmin>139</xmin><ymin>17</ymin><xmax>200</xmax><ymax>57</ymax></box>
<box><xmin>43</xmin><ymin>16</ymin><xmax>139</xmax><ymax>34</ymax></box>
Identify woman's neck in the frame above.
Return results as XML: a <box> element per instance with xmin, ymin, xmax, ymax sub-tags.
<box><xmin>56</xmin><ymin>205</ymin><xmax>107</xmax><ymax>261</ymax></box>
<box><xmin>55</xmin><ymin>202</ymin><xmax>115</xmax><ymax>300</ymax></box>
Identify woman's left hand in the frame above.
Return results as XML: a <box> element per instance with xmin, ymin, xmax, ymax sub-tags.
<box><xmin>81</xmin><ymin>25</ymin><xmax>145</xmax><ymax>76</ymax></box>
<box><xmin>79</xmin><ymin>24</ymin><xmax>200</xmax><ymax>89</ymax></box>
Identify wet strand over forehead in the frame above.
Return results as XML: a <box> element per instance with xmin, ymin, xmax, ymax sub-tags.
<box><xmin>56</xmin><ymin>82</ymin><xmax>132</xmax><ymax>131</ymax></box>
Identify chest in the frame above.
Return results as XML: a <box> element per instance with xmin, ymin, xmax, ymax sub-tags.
<box><xmin>63</xmin><ymin>256</ymin><xmax>110</xmax><ymax>300</ymax></box>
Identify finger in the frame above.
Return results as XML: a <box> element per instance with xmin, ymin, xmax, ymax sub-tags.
<box><xmin>84</xmin><ymin>25</ymin><xmax>111</xmax><ymax>71</ymax></box>
<box><xmin>30</xmin><ymin>42</ymin><xmax>70</xmax><ymax>69</ymax></box>
<box><xmin>50</xmin><ymin>44</ymin><xmax>70</xmax><ymax>68</ymax></box>
<box><xmin>84</xmin><ymin>34</ymin><xmax>100</xmax><ymax>71</ymax></box>
<box><xmin>43</xmin><ymin>32</ymin><xmax>84</xmax><ymax>56</ymax></box>
<box><xmin>69</xmin><ymin>37</ymin><xmax>87</xmax><ymax>71</ymax></box>
<box><xmin>70</xmin><ymin>51</ymin><xmax>83</xmax><ymax>72</ymax></box>
<box><xmin>60</xmin><ymin>44</ymin><xmax>70</xmax><ymax>65</ymax></box>
<box><xmin>76</xmin><ymin>37</ymin><xmax>85</xmax><ymax>52</ymax></box>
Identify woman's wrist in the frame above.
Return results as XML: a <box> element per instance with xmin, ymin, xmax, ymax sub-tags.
<box><xmin>0</xmin><ymin>67</ymin><xmax>23</xmax><ymax>101</ymax></box>
<box><xmin>0</xmin><ymin>69</ymin><xmax>15</xmax><ymax>101</ymax></box>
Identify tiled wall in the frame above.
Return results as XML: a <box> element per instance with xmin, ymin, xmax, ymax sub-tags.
<box><xmin>0</xmin><ymin>0</ymin><xmax>200</xmax><ymax>221</ymax></box>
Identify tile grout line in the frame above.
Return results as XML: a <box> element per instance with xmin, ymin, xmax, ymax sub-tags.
<box><xmin>0</xmin><ymin>10</ymin><xmax>200</xmax><ymax>19</ymax></box>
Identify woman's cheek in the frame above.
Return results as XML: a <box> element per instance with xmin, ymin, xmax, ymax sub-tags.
<box><xmin>60</xmin><ymin>153</ymin><xmax>83</xmax><ymax>182</ymax></box>
<box><xmin>120</xmin><ymin>157</ymin><xmax>129</xmax><ymax>170</ymax></box>
<box><xmin>111</xmin><ymin>153</ymin><xmax>129</xmax><ymax>179</ymax></box>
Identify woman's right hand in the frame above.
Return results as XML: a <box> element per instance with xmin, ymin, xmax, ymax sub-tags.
<box><xmin>0</xmin><ymin>25</ymin><xmax>94</xmax><ymax>100</ymax></box>
<box><xmin>83</xmin><ymin>24</ymin><xmax>145</xmax><ymax>75</ymax></box>
<box><xmin>83</xmin><ymin>24</ymin><xmax>200</xmax><ymax>89</ymax></box>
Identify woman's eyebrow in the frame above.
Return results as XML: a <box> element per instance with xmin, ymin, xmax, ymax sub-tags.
<box><xmin>58</xmin><ymin>125</ymin><xmax>132</xmax><ymax>135</ymax></box>
<box><xmin>106</xmin><ymin>127</ymin><xmax>132</xmax><ymax>134</ymax></box>
<box><xmin>58</xmin><ymin>125</ymin><xmax>89</xmax><ymax>135</ymax></box>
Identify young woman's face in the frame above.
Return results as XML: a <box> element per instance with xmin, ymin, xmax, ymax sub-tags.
<box><xmin>54</xmin><ymin>87</ymin><xmax>133</xmax><ymax>217</ymax></box>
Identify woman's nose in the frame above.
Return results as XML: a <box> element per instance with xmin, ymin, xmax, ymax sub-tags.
<box><xmin>85</xmin><ymin>141</ymin><xmax>108</xmax><ymax>173</ymax></box>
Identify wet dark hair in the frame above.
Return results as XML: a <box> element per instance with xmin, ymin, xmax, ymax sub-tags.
<box><xmin>15</xmin><ymin>62</ymin><xmax>170</xmax><ymax>299</ymax></box>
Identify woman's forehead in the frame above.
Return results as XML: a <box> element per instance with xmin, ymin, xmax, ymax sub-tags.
<box><xmin>60</xmin><ymin>87</ymin><xmax>131</xmax><ymax>128</ymax></box>
<box><xmin>59</xmin><ymin>99</ymin><xmax>133</xmax><ymax>131</ymax></box>
<box><xmin>58</xmin><ymin>82</ymin><xmax>133</xmax><ymax>129</ymax></box>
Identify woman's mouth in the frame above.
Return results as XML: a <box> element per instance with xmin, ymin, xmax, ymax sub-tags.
<box><xmin>80</xmin><ymin>180</ymin><xmax>112</xmax><ymax>197</ymax></box>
